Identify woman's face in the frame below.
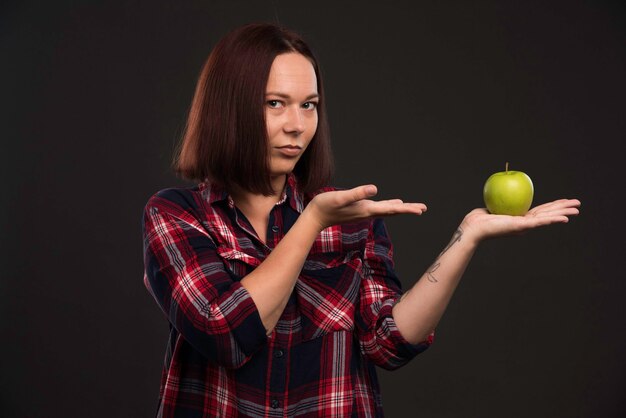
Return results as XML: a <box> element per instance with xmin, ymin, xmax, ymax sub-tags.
<box><xmin>265</xmin><ymin>53</ymin><xmax>319</xmax><ymax>178</ymax></box>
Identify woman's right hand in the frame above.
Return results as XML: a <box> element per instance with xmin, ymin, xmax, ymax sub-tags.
<box><xmin>304</xmin><ymin>184</ymin><xmax>428</xmax><ymax>231</ymax></box>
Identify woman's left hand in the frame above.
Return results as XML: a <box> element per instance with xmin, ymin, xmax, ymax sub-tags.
<box><xmin>460</xmin><ymin>198</ymin><xmax>581</xmax><ymax>244</ymax></box>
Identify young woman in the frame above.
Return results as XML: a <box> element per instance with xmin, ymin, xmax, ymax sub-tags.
<box><xmin>142</xmin><ymin>23</ymin><xmax>580</xmax><ymax>417</ymax></box>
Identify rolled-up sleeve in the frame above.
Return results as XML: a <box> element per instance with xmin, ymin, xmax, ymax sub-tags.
<box><xmin>356</xmin><ymin>218</ymin><xmax>434</xmax><ymax>371</ymax></box>
<box><xmin>142</xmin><ymin>196</ymin><xmax>268</xmax><ymax>369</ymax></box>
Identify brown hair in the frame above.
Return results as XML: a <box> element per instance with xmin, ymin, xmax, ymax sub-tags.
<box><xmin>173</xmin><ymin>23</ymin><xmax>333</xmax><ymax>195</ymax></box>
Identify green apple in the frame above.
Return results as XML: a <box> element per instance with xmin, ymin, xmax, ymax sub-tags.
<box><xmin>483</xmin><ymin>163</ymin><xmax>534</xmax><ymax>216</ymax></box>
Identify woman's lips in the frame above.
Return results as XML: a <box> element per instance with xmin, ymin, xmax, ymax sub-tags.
<box><xmin>276</xmin><ymin>146</ymin><xmax>302</xmax><ymax>157</ymax></box>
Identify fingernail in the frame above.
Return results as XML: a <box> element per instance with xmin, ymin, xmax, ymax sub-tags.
<box><xmin>366</xmin><ymin>185</ymin><xmax>376</xmax><ymax>194</ymax></box>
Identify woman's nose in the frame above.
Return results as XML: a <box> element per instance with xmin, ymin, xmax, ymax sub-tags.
<box><xmin>284</xmin><ymin>106</ymin><xmax>305</xmax><ymax>135</ymax></box>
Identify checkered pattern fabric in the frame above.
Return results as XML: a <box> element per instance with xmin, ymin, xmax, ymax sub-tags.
<box><xmin>142</xmin><ymin>173</ymin><xmax>433</xmax><ymax>417</ymax></box>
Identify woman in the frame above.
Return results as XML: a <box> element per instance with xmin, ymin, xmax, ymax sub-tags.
<box><xmin>142</xmin><ymin>23</ymin><xmax>580</xmax><ymax>417</ymax></box>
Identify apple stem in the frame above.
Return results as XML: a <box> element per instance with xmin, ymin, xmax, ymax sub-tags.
<box><xmin>506</xmin><ymin>162</ymin><xmax>509</xmax><ymax>173</ymax></box>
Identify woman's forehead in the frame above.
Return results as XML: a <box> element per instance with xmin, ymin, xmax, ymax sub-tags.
<box><xmin>266</xmin><ymin>53</ymin><xmax>317</xmax><ymax>96</ymax></box>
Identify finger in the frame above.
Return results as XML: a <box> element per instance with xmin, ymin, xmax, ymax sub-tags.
<box><xmin>529</xmin><ymin>199</ymin><xmax>581</xmax><ymax>214</ymax></box>
<box><xmin>393</xmin><ymin>202</ymin><xmax>427</xmax><ymax>214</ymax></box>
<box><xmin>528</xmin><ymin>199</ymin><xmax>567</xmax><ymax>214</ymax></box>
<box><xmin>368</xmin><ymin>201</ymin><xmax>427</xmax><ymax>215</ymax></box>
<box><xmin>529</xmin><ymin>215</ymin><xmax>570</xmax><ymax>227</ymax></box>
<box><xmin>532</xmin><ymin>203</ymin><xmax>581</xmax><ymax>218</ymax></box>
<box><xmin>384</xmin><ymin>199</ymin><xmax>404</xmax><ymax>205</ymax></box>
<box><xmin>533</xmin><ymin>207</ymin><xmax>580</xmax><ymax>218</ymax></box>
<box><xmin>406</xmin><ymin>203</ymin><xmax>428</xmax><ymax>214</ymax></box>
<box><xmin>546</xmin><ymin>198</ymin><xmax>581</xmax><ymax>209</ymax></box>
<box><xmin>512</xmin><ymin>216</ymin><xmax>562</xmax><ymax>232</ymax></box>
<box><xmin>569</xmin><ymin>199</ymin><xmax>581</xmax><ymax>207</ymax></box>
<box><xmin>373</xmin><ymin>199</ymin><xmax>428</xmax><ymax>211</ymax></box>
<box><xmin>346</xmin><ymin>184</ymin><xmax>378</xmax><ymax>204</ymax></box>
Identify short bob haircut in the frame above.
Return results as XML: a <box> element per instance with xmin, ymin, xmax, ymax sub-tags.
<box><xmin>173</xmin><ymin>23</ymin><xmax>333</xmax><ymax>196</ymax></box>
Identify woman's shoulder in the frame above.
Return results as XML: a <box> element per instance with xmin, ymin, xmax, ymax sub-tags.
<box><xmin>143</xmin><ymin>183</ymin><xmax>209</xmax><ymax>218</ymax></box>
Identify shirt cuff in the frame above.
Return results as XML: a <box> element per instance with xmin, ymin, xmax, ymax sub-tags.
<box><xmin>382</xmin><ymin>297</ymin><xmax>434</xmax><ymax>357</ymax></box>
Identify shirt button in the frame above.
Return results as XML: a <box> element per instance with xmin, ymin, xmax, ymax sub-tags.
<box><xmin>271</xmin><ymin>225</ymin><xmax>279</xmax><ymax>233</ymax></box>
<box><xmin>274</xmin><ymin>349</ymin><xmax>284</xmax><ymax>358</ymax></box>
<box><xmin>271</xmin><ymin>399</ymin><xmax>280</xmax><ymax>409</ymax></box>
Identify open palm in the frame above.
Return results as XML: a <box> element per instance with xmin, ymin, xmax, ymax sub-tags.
<box><xmin>308</xmin><ymin>185</ymin><xmax>428</xmax><ymax>230</ymax></box>
<box><xmin>461</xmin><ymin>198</ymin><xmax>581</xmax><ymax>242</ymax></box>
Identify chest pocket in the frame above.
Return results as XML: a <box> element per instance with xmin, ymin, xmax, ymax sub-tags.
<box><xmin>201</xmin><ymin>212</ymin><xmax>263</xmax><ymax>279</ymax></box>
<box><xmin>296</xmin><ymin>249</ymin><xmax>364</xmax><ymax>341</ymax></box>
<box><xmin>215</xmin><ymin>246</ymin><xmax>261</xmax><ymax>279</ymax></box>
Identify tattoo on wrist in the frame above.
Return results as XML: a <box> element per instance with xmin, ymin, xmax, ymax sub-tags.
<box><xmin>426</xmin><ymin>227</ymin><xmax>463</xmax><ymax>284</ymax></box>
<box><xmin>438</xmin><ymin>227</ymin><xmax>463</xmax><ymax>259</ymax></box>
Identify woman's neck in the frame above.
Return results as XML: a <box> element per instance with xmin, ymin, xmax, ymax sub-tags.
<box><xmin>229</xmin><ymin>174</ymin><xmax>287</xmax><ymax>211</ymax></box>
<box><xmin>229</xmin><ymin>175</ymin><xmax>288</xmax><ymax>244</ymax></box>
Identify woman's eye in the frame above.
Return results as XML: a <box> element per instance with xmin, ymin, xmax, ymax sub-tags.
<box><xmin>267</xmin><ymin>100</ymin><xmax>282</xmax><ymax>108</ymax></box>
<box><xmin>303</xmin><ymin>102</ymin><xmax>318</xmax><ymax>110</ymax></box>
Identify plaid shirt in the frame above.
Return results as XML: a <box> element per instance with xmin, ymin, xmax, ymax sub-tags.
<box><xmin>142</xmin><ymin>173</ymin><xmax>434</xmax><ymax>417</ymax></box>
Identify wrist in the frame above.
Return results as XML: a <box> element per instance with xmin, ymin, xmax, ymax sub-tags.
<box><xmin>459</xmin><ymin>219</ymin><xmax>482</xmax><ymax>248</ymax></box>
<box><xmin>301</xmin><ymin>204</ymin><xmax>326</xmax><ymax>234</ymax></box>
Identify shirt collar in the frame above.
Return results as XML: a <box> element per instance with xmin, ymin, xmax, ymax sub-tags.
<box><xmin>199</xmin><ymin>173</ymin><xmax>304</xmax><ymax>213</ymax></box>
<box><xmin>284</xmin><ymin>173</ymin><xmax>305</xmax><ymax>213</ymax></box>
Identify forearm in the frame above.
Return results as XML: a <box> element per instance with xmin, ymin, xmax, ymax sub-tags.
<box><xmin>392</xmin><ymin>224</ymin><xmax>479</xmax><ymax>344</ymax></box>
<box><xmin>240</xmin><ymin>208</ymin><xmax>322</xmax><ymax>335</ymax></box>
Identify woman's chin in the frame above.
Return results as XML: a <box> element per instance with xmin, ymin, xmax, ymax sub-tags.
<box><xmin>269</xmin><ymin>163</ymin><xmax>297</xmax><ymax>177</ymax></box>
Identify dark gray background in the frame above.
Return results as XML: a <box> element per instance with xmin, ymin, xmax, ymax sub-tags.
<box><xmin>2</xmin><ymin>1</ymin><xmax>624</xmax><ymax>417</ymax></box>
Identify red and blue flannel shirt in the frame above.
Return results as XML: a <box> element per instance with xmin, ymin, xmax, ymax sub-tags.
<box><xmin>142</xmin><ymin>173</ymin><xmax>434</xmax><ymax>417</ymax></box>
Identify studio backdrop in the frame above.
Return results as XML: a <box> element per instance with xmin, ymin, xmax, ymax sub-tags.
<box><xmin>2</xmin><ymin>1</ymin><xmax>625</xmax><ymax>417</ymax></box>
